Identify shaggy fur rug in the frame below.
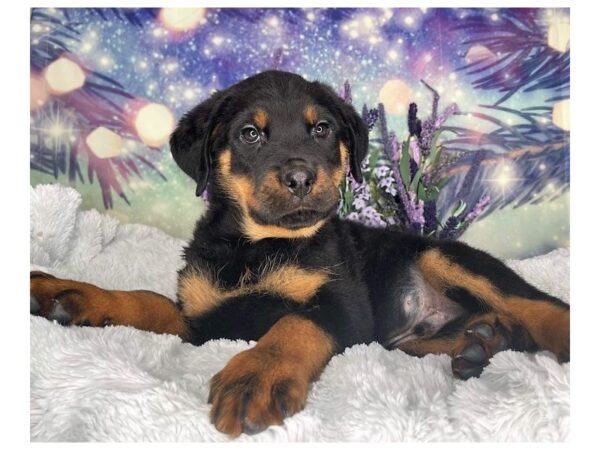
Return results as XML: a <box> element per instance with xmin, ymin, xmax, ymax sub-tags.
<box><xmin>30</xmin><ymin>184</ymin><xmax>570</xmax><ymax>442</ymax></box>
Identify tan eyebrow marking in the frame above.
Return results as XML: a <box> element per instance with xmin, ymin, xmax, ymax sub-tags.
<box><xmin>253</xmin><ymin>109</ymin><xmax>269</xmax><ymax>129</ymax></box>
<box><xmin>304</xmin><ymin>105</ymin><xmax>318</xmax><ymax>125</ymax></box>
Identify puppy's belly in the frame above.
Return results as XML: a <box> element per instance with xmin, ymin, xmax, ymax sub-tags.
<box><xmin>383</xmin><ymin>269</ymin><xmax>466</xmax><ymax>348</ymax></box>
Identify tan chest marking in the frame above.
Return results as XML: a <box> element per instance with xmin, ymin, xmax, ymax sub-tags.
<box><xmin>178</xmin><ymin>264</ymin><xmax>329</xmax><ymax>318</ymax></box>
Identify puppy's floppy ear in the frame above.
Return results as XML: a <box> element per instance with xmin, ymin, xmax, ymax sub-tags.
<box><xmin>169</xmin><ymin>90</ymin><xmax>230</xmax><ymax>197</ymax></box>
<box><xmin>313</xmin><ymin>82</ymin><xmax>369</xmax><ymax>183</ymax></box>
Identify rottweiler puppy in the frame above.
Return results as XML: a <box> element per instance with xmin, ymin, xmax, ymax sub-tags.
<box><xmin>30</xmin><ymin>70</ymin><xmax>570</xmax><ymax>437</ymax></box>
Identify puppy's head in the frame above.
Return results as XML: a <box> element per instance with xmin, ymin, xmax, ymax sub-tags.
<box><xmin>170</xmin><ymin>70</ymin><xmax>368</xmax><ymax>240</ymax></box>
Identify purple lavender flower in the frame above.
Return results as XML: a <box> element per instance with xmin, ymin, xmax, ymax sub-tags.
<box><xmin>386</xmin><ymin>131</ymin><xmax>405</xmax><ymax>195</ymax></box>
<box><xmin>388</xmin><ymin>132</ymin><xmax>400</xmax><ymax>162</ymax></box>
<box><xmin>366</xmin><ymin>108</ymin><xmax>379</xmax><ymax>131</ymax></box>
<box><xmin>408</xmin><ymin>103</ymin><xmax>422</xmax><ymax>138</ymax></box>
<box><xmin>418</xmin><ymin>117</ymin><xmax>436</xmax><ymax>155</ymax></box>
<box><xmin>413</xmin><ymin>80</ymin><xmax>458</xmax><ymax>155</ymax></box>
<box><xmin>439</xmin><ymin>216</ymin><xmax>459</xmax><ymax>239</ymax></box>
<box><xmin>464</xmin><ymin>194</ymin><xmax>491</xmax><ymax>223</ymax></box>
<box><xmin>374</xmin><ymin>165</ymin><xmax>398</xmax><ymax>197</ymax></box>
<box><xmin>409</xmin><ymin>158</ymin><xmax>419</xmax><ymax>180</ymax></box>
<box><xmin>346</xmin><ymin>211</ymin><xmax>360</xmax><ymax>222</ymax></box>
<box><xmin>409</xmin><ymin>139</ymin><xmax>421</xmax><ymax>165</ymax></box>
<box><xmin>378</xmin><ymin>103</ymin><xmax>390</xmax><ymax>155</ymax></box>
<box><xmin>395</xmin><ymin>180</ymin><xmax>425</xmax><ymax>232</ymax></box>
<box><xmin>423</xmin><ymin>201</ymin><xmax>437</xmax><ymax>234</ymax></box>
<box><xmin>407</xmin><ymin>191</ymin><xmax>425</xmax><ymax>226</ymax></box>
<box><xmin>360</xmin><ymin>206</ymin><xmax>388</xmax><ymax>228</ymax></box>
<box><xmin>345</xmin><ymin>205</ymin><xmax>388</xmax><ymax>228</ymax></box>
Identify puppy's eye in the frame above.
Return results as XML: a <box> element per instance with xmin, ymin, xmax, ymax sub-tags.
<box><xmin>313</xmin><ymin>121</ymin><xmax>330</xmax><ymax>139</ymax></box>
<box><xmin>240</xmin><ymin>126</ymin><xmax>261</xmax><ymax>144</ymax></box>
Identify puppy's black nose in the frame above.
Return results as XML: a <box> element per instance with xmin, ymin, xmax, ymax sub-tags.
<box><xmin>282</xmin><ymin>167</ymin><xmax>315</xmax><ymax>198</ymax></box>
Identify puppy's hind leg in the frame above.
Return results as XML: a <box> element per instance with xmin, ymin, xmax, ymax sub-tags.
<box><xmin>416</xmin><ymin>243</ymin><xmax>570</xmax><ymax>363</ymax></box>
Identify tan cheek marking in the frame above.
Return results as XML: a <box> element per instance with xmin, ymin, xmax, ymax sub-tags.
<box><xmin>418</xmin><ymin>249</ymin><xmax>569</xmax><ymax>356</ymax></box>
<box><xmin>332</xmin><ymin>143</ymin><xmax>349</xmax><ymax>187</ymax></box>
<box><xmin>178</xmin><ymin>265</ymin><xmax>330</xmax><ymax>317</ymax></box>
<box><xmin>312</xmin><ymin>143</ymin><xmax>349</xmax><ymax>195</ymax></box>
<box><xmin>260</xmin><ymin>170</ymin><xmax>288</xmax><ymax>198</ymax></box>
<box><xmin>311</xmin><ymin>167</ymin><xmax>330</xmax><ymax>195</ymax></box>
<box><xmin>218</xmin><ymin>149</ymin><xmax>257</xmax><ymax>210</ymax></box>
<box><xmin>218</xmin><ymin>150</ymin><xmax>327</xmax><ymax>241</ymax></box>
<box><xmin>254</xmin><ymin>109</ymin><xmax>269</xmax><ymax>129</ymax></box>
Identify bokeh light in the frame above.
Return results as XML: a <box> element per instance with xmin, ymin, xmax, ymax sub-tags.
<box><xmin>159</xmin><ymin>8</ymin><xmax>206</xmax><ymax>32</ymax></box>
<box><xmin>134</xmin><ymin>103</ymin><xmax>175</xmax><ymax>147</ymax></box>
<box><xmin>547</xmin><ymin>16</ymin><xmax>570</xmax><ymax>52</ymax></box>
<box><xmin>43</xmin><ymin>57</ymin><xmax>86</xmax><ymax>94</ymax></box>
<box><xmin>552</xmin><ymin>99</ymin><xmax>570</xmax><ymax>131</ymax></box>
<box><xmin>379</xmin><ymin>79</ymin><xmax>412</xmax><ymax>115</ymax></box>
<box><xmin>86</xmin><ymin>126</ymin><xmax>123</xmax><ymax>159</ymax></box>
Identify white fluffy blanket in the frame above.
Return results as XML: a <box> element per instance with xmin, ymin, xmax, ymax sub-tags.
<box><xmin>30</xmin><ymin>184</ymin><xmax>570</xmax><ymax>442</ymax></box>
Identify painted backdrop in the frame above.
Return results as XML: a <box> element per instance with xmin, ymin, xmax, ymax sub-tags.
<box><xmin>30</xmin><ymin>8</ymin><xmax>570</xmax><ymax>258</ymax></box>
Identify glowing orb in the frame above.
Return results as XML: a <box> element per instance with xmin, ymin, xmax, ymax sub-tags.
<box><xmin>134</xmin><ymin>103</ymin><xmax>175</xmax><ymax>147</ymax></box>
<box><xmin>379</xmin><ymin>79</ymin><xmax>412</xmax><ymax>115</ymax></box>
<box><xmin>465</xmin><ymin>44</ymin><xmax>495</xmax><ymax>64</ymax></box>
<box><xmin>548</xmin><ymin>17</ymin><xmax>570</xmax><ymax>52</ymax></box>
<box><xmin>86</xmin><ymin>127</ymin><xmax>123</xmax><ymax>159</ymax></box>
<box><xmin>30</xmin><ymin>75</ymin><xmax>48</xmax><ymax>111</ymax></box>
<box><xmin>44</xmin><ymin>57</ymin><xmax>86</xmax><ymax>94</ymax></box>
<box><xmin>552</xmin><ymin>99</ymin><xmax>570</xmax><ymax>131</ymax></box>
<box><xmin>159</xmin><ymin>8</ymin><xmax>206</xmax><ymax>32</ymax></box>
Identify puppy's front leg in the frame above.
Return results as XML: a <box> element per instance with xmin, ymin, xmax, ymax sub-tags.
<box><xmin>30</xmin><ymin>271</ymin><xmax>188</xmax><ymax>338</ymax></box>
<box><xmin>208</xmin><ymin>314</ymin><xmax>334</xmax><ymax>436</ymax></box>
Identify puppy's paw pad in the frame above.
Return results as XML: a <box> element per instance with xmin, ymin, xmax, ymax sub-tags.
<box><xmin>467</xmin><ymin>323</ymin><xmax>494</xmax><ymax>340</ymax></box>
<box><xmin>452</xmin><ymin>317</ymin><xmax>512</xmax><ymax>380</ymax></box>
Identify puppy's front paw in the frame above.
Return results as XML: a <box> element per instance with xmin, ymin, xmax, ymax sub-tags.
<box><xmin>208</xmin><ymin>347</ymin><xmax>309</xmax><ymax>437</ymax></box>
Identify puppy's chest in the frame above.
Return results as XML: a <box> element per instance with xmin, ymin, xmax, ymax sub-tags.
<box><xmin>177</xmin><ymin>254</ymin><xmax>332</xmax><ymax>318</ymax></box>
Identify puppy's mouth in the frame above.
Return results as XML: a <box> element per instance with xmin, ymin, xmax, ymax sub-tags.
<box><xmin>276</xmin><ymin>208</ymin><xmax>327</xmax><ymax>229</ymax></box>
<box><xmin>250</xmin><ymin>205</ymin><xmax>336</xmax><ymax>229</ymax></box>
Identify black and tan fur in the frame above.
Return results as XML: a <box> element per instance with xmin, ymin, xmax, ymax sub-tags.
<box><xmin>30</xmin><ymin>70</ymin><xmax>570</xmax><ymax>437</ymax></box>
